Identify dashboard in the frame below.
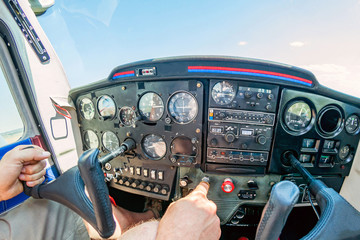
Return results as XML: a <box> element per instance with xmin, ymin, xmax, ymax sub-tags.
<box><xmin>70</xmin><ymin>56</ymin><xmax>360</xmax><ymax>225</ymax></box>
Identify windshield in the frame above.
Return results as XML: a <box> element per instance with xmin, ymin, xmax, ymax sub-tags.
<box><xmin>37</xmin><ymin>0</ymin><xmax>360</xmax><ymax>97</ymax></box>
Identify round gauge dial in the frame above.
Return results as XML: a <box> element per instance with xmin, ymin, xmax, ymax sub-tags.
<box><xmin>119</xmin><ymin>107</ymin><xmax>136</xmax><ymax>126</ymax></box>
<box><xmin>168</xmin><ymin>92</ymin><xmax>198</xmax><ymax>124</ymax></box>
<box><xmin>345</xmin><ymin>114</ymin><xmax>360</xmax><ymax>134</ymax></box>
<box><xmin>339</xmin><ymin>145</ymin><xmax>350</xmax><ymax>160</ymax></box>
<box><xmin>141</xmin><ymin>134</ymin><xmax>166</xmax><ymax>160</ymax></box>
<box><xmin>284</xmin><ymin>101</ymin><xmax>312</xmax><ymax>132</ymax></box>
<box><xmin>83</xmin><ymin>130</ymin><xmax>99</xmax><ymax>149</ymax></box>
<box><xmin>79</xmin><ymin>98</ymin><xmax>95</xmax><ymax>120</ymax></box>
<box><xmin>211</xmin><ymin>81</ymin><xmax>236</xmax><ymax>105</ymax></box>
<box><xmin>170</xmin><ymin>136</ymin><xmax>197</xmax><ymax>156</ymax></box>
<box><xmin>102</xmin><ymin>131</ymin><xmax>119</xmax><ymax>151</ymax></box>
<box><xmin>138</xmin><ymin>92</ymin><xmax>164</xmax><ymax>121</ymax></box>
<box><xmin>97</xmin><ymin>95</ymin><xmax>116</xmax><ymax>119</ymax></box>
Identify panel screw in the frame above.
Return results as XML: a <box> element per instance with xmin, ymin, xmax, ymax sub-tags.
<box><xmin>126</xmin><ymin>132</ymin><xmax>131</xmax><ymax>137</ymax></box>
<box><xmin>196</xmin><ymin>128</ymin><xmax>201</xmax><ymax>133</ymax></box>
<box><xmin>104</xmin><ymin>163</ymin><xmax>112</xmax><ymax>171</ymax></box>
<box><xmin>122</xmin><ymin>86</ymin><xmax>126</xmax><ymax>90</ymax></box>
<box><xmin>197</xmin><ymin>82</ymin><xmax>202</xmax><ymax>88</ymax></box>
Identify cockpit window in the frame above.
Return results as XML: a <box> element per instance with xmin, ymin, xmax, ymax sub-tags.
<box><xmin>37</xmin><ymin>1</ymin><xmax>360</xmax><ymax>97</ymax></box>
<box><xmin>0</xmin><ymin>66</ymin><xmax>24</xmax><ymax>147</ymax></box>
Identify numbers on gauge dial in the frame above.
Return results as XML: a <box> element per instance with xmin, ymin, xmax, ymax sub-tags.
<box><xmin>119</xmin><ymin>107</ymin><xmax>137</xmax><ymax>126</ymax></box>
<box><xmin>97</xmin><ymin>95</ymin><xmax>116</xmax><ymax>119</ymax></box>
<box><xmin>102</xmin><ymin>131</ymin><xmax>119</xmax><ymax>151</ymax></box>
<box><xmin>284</xmin><ymin>101</ymin><xmax>312</xmax><ymax>132</ymax></box>
<box><xmin>138</xmin><ymin>92</ymin><xmax>164</xmax><ymax>121</ymax></box>
<box><xmin>211</xmin><ymin>81</ymin><xmax>236</xmax><ymax>105</ymax></box>
<box><xmin>168</xmin><ymin>92</ymin><xmax>198</xmax><ymax>124</ymax></box>
<box><xmin>345</xmin><ymin>114</ymin><xmax>360</xmax><ymax>134</ymax></box>
<box><xmin>79</xmin><ymin>98</ymin><xmax>95</xmax><ymax>120</ymax></box>
<box><xmin>83</xmin><ymin>130</ymin><xmax>99</xmax><ymax>149</ymax></box>
<box><xmin>141</xmin><ymin>134</ymin><xmax>166</xmax><ymax>160</ymax></box>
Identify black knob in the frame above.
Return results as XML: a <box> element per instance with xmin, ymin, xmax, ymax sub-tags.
<box><xmin>244</xmin><ymin>91</ymin><xmax>253</xmax><ymax>98</ymax></box>
<box><xmin>180</xmin><ymin>176</ymin><xmax>189</xmax><ymax>187</ymax></box>
<box><xmin>268</xmin><ymin>94</ymin><xmax>274</xmax><ymax>100</ymax></box>
<box><xmin>247</xmin><ymin>179</ymin><xmax>259</xmax><ymax>190</ymax></box>
<box><xmin>256</xmin><ymin>135</ymin><xmax>267</xmax><ymax>145</ymax></box>
<box><xmin>225</xmin><ymin>132</ymin><xmax>236</xmax><ymax>143</ymax></box>
<box><xmin>131</xmin><ymin>180</ymin><xmax>141</xmax><ymax>188</ymax></box>
<box><xmin>139</xmin><ymin>181</ymin><xmax>147</xmax><ymax>190</ymax></box>
<box><xmin>210</xmin><ymin>138</ymin><xmax>218</xmax><ymax>146</ymax></box>
<box><xmin>124</xmin><ymin>178</ymin><xmax>134</xmax><ymax>187</ymax></box>
<box><xmin>265</xmin><ymin>104</ymin><xmax>272</xmax><ymax>111</ymax></box>
<box><xmin>219</xmin><ymin>112</ymin><xmax>226</xmax><ymax>118</ymax></box>
<box><xmin>256</xmin><ymin>92</ymin><xmax>263</xmax><ymax>99</ymax></box>
<box><xmin>170</xmin><ymin>155</ymin><xmax>178</xmax><ymax>163</ymax></box>
<box><xmin>235</xmin><ymin>209</ymin><xmax>246</xmax><ymax>219</ymax></box>
<box><xmin>161</xmin><ymin>186</ymin><xmax>169</xmax><ymax>195</ymax></box>
<box><xmin>264</xmin><ymin>116</ymin><xmax>273</xmax><ymax>124</ymax></box>
<box><xmin>145</xmin><ymin>183</ymin><xmax>154</xmax><ymax>192</ymax></box>
<box><xmin>153</xmin><ymin>184</ymin><xmax>162</xmax><ymax>193</ymax></box>
<box><xmin>118</xmin><ymin>177</ymin><xmax>128</xmax><ymax>185</ymax></box>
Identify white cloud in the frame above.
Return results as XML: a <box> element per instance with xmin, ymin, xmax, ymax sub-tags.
<box><xmin>289</xmin><ymin>41</ymin><xmax>305</xmax><ymax>47</ymax></box>
<box><xmin>237</xmin><ymin>41</ymin><xmax>248</xmax><ymax>46</ymax></box>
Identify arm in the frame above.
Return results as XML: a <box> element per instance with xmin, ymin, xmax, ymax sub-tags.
<box><xmin>0</xmin><ymin>145</ymin><xmax>50</xmax><ymax>201</ymax></box>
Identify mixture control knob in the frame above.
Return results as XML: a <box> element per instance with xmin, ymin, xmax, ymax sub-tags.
<box><xmin>124</xmin><ymin>178</ymin><xmax>134</xmax><ymax>187</ymax></box>
<box><xmin>161</xmin><ymin>186</ymin><xmax>169</xmax><ymax>195</ymax></box>
<box><xmin>225</xmin><ymin>132</ymin><xmax>236</xmax><ymax>143</ymax></box>
<box><xmin>118</xmin><ymin>177</ymin><xmax>128</xmax><ymax>185</ymax></box>
<box><xmin>153</xmin><ymin>184</ymin><xmax>162</xmax><ymax>193</ymax></box>
<box><xmin>139</xmin><ymin>181</ymin><xmax>147</xmax><ymax>190</ymax></box>
<box><xmin>221</xmin><ymin>178</ymin><xmax>235</xmax><ymax>193</ymax></box>
<box><xmin>131</xmin><ymin>180</ymin><xmax>141</xmax><ymax>188</ymax></box>
<box><xmin>244</xmin><ymin>91</ymin><xmax>253</xmax><ymax>98</ymax></box>
<box><xmin>145</xmin><ymin>183</ymin><xmax>154</xmax><ymax>192</ymax></box>
<box><xmin>256</xmin><ymin>135</ymin><xmax>267</xmax><ymax>145</ymax></box>
<box><xmin>256</xmin><ymin>92</ymin><xmax>263</xmax><ymax>99</ymax></box>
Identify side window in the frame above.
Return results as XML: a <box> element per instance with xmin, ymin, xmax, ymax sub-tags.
<box><xmin>0</xmin><ymin>67</ymin><xmax>24</xmax><ymax>147</ymax></box>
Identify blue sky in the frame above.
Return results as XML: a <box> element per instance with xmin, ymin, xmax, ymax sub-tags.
<box><xmin>36</xmin><ymin>0</ymin><xmax>360</xmax><ymax>96</ymax></box>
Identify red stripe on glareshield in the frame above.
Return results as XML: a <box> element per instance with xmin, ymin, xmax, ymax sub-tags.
<box><xmin>188</xmin><ymin>66</ymin><xmax>313</xmax><ymax>85</ymax></box>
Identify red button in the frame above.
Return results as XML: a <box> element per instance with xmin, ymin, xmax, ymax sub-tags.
<box><xmin>221</xmin><ymin>178</ymin><xmax>235</xmax><ymax>193</ymax></box>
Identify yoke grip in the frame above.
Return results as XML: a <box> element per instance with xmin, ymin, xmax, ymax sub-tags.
<box><xmin>23</xmin><ymin>149</ymin><xmax>115</xmax><ymax>238</ymax></box>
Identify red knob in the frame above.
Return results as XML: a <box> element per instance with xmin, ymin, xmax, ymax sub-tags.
<box><xmin>221</xmin><ymin>178</ymin><xmax>235</xmax><ymax>193</ymax></box>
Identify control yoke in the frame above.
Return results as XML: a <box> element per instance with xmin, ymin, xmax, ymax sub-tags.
<box><xmin>23</xmin><ymin>139</ymin><xmax>136</xmax><ymax>239</ymax></box>
<box><xmin>285</xmin><ymin>153</ymin><xmax>360</xmax><ymax>240</ymax></box>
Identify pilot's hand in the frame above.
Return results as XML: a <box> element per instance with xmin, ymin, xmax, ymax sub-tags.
<box><xmin>156</xmin><ymin>182</ymin><xmax>221</xmax><ymax>240</ymax></box>
<box><xmin>0</xmin><ymin>145</ymin><xmax>50</xmax><ymax>201</ymax></box>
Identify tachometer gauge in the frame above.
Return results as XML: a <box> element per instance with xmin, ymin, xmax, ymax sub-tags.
<box><xmin>170</xmin><ymin>136</ymin><xmax>197</xmax><ymax>156</ymax></box>
<box><xmin>167</xmin><ymin>91</ymin><xmax>198</xmax><ymax>124</ymax></box>
<box><xmin>211</xmin><ymin>81</ymin><xmax>236</xmax><ymax>105</ymax></box>
<box><xmin>102</xmin><ymin>131</ymin><xmax>119</xmax><ymax>151</ymax></box>
<box><xmin>97</xmin><ymin>95</ymin><xmax>116</xmax><ymax>119</ymax></box>
<box><xmin>138</xmin><ymin>92</ymin><xmax>164</xmax><ymax>121</ymax></box>
<box><xmin>79</xmin><ymin>98</ymin><xmax>95</xmax><ymax>120</ymax></box>
<box><xmin>284</xmin><ymin>101</ymin><xmax>312</xmax><ymax>132</ymax></box>
<box><xmin>345</xmin><ymin>114</ymin><xmax>360</xmax><ymax>134</ymax></box>
<box><xmin>83</xmin><ymin>130</ymin><xmax>99</xmax><ymax>149</ymax></box>
<box><xmin>119</xmin><ymin>107</ymin><xmax>136</xmax><ymax>126</ymax></box>
<box><xmin>141</xmin><ymin>134</ymin><xmax>166</xmax><ymax>160</ymax></box>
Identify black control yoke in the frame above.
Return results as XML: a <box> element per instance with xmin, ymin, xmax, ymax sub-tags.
<box><xmin>23</xmin><ymin>138</ymin><xmax>136</xmax><ymax>239</ymax></box>
<box><xmin>285</xmin><ymin>153</ymin><xmax>360</xmax><ymax>240</ymax></box>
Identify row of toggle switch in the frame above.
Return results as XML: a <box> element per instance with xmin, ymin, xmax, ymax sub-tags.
<box><xmin>114</xmin><ymin>176</ymin><xmax>169</xmax><ymax>195</ymax></box>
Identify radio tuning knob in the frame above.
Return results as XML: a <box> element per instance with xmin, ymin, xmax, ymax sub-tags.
<box><xmin>256</xmin><ymin>92</ymin><xmax>263</xmax><ymax>99</ymax></box>
<box><xmin>244</xmin><ymin>91</ymin><xmax>253</xmax><ymax>99</ymax></box>
<box><xmin>256</xmin><ymin>135</ymin><xmax>267</xmax><ymax>145</ymax></box>
<box><xmin>224</xmin><ymin>132</ymin><xmax>236</xmax><ymax>143</ymax></box>
<box><xmin>210</xmin><ymin>138</ymin><xmax>218</xmax><ymax>146</ymax></box>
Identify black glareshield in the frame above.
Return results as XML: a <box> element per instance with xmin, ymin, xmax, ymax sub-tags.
<box><xmin>23</xmin><ymin>149</ymin><xmax>115</xmax><ymax>238</ymax></box>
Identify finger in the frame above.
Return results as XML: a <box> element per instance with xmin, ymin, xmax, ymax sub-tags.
<box><xmin>19</xmin><ymin>168</ymin><xmax>46</xmax><ymax>182</ymax></box>
<box><xmin>26</xmin><ymin>176</ymin><xmax>45</xmax><ymax>187</ymax></box>
<box><xmin>11</xmin><ymin>145</ymin><xmax>51</xmax><ymax>163</ymax></box>
<box><xmin>189</xmin><ymin>182</ymin><xmax>210</xmax><ymax>198</ymax></box>
<box><xmin>21</xmin><ymin>160</ymin><xmax>47</xmax><ymax>174</ymax></box>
